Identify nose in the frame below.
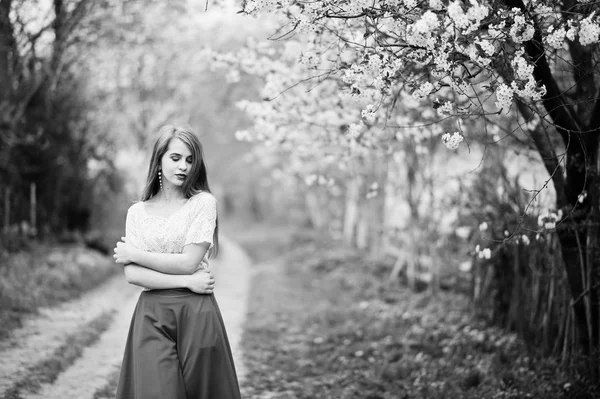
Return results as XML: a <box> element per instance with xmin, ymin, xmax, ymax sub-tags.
<box><xmin>178</xmin><ymin>160</ymin><xmax>187</xmax><ymax>171</ymax></box>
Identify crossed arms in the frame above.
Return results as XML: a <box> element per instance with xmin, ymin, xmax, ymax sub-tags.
<box><xmin>113</xmin><ymin>238</ymin><xmax>214</xmax><ymax>293</ymax></box>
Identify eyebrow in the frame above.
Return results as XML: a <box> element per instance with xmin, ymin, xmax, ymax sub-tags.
<box><xmin>169</xmin><ymin>152</ymin><xmax>192</xmax><ymax>157</ymax></box>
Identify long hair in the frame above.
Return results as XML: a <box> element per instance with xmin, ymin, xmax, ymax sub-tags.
<box><xmin>141</xmin><ymin>125</ymin><xmax>219</xmax><ymax>257</ymax></box>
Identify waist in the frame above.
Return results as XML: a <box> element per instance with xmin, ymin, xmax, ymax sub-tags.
<box><xmin>142</xmin><ymin>288</ymin><xmax>197</xmax><ymax>297</ymax></box>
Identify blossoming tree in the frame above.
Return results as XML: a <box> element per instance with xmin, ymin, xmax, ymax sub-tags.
<box><xmin>213</xmin><ymin>0</ymin><xmax>600</xmax><ymax>355</ymax></box>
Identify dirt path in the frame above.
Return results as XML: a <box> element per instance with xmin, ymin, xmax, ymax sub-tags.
<box><xmin>212</xmin><ymin>236</ymin><xmax>252</xmax><ymax>382</ymax></box>
<box><xmin>0</xmin><ymin>236</ymin><xmax>252</xmax><ymax>399</ymax></box>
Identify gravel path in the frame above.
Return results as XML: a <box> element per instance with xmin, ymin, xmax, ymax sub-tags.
<box><xmin>0</xmin><ymin>236</ymin><xmax>252</xmax><ymax>398</ymax></box>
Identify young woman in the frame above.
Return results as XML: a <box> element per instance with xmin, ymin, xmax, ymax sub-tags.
<box><xmin>113</xmin><ymin>125</ymin><xmax>241</xmax><ymax>399</ymax></box>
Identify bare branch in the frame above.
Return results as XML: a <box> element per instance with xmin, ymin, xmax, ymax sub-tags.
<box><xmin>516</xmin><ymin>99</ymin><xmax>568</xmax><ymax>207</ymax></box>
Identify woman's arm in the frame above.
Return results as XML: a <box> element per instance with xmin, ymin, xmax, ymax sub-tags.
<box><xmin>124</xmin><ymin>263</ymin><xmax>215</xmax><ymax>293</ymax></box>
<box><xmin>114</xmin><ymin>239</ymin><xmax>210</xmax><ymax>275</ymax></box>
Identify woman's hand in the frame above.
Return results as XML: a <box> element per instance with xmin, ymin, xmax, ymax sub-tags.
<box><xmin>113</xmin><ymin>237</ymin><xmax>138</xmax><ymax>265</ymax></box>
<box><xmin>184</xmin><ymin>269</ymin><xmax>215</xmax><ymax>294</ymax></box>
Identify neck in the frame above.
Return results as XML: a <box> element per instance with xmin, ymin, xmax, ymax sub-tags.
<box><xmin>160</xmin><ymin>186</ymin><xmax>185</xmax><ymax>202</ymax></box>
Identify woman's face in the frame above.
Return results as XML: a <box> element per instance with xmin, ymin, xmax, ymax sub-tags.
<box><xmin>160</xmin><ymin>138</ymin><xmax>193</xmax><ymax>188</ymax></box>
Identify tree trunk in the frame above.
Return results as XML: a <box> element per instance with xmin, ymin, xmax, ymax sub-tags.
<box><xmin>3</xmin><ymin>185</ymin><xmax>10</xmax><ymax>231</ymax></box>
<box><xmin>503</xmin><ymin>0</ymin><xmax>600</xmax><ymax>357</ymax></box>
<box><xmin>343</xmin><ymin>175</ymin><xmax>361</xmax><ymax>246</ymax></box>
<box><xmin>368</xmin><ymin>154</ymin><xmax>390</xmax><ymax>258</ymax></box>
<box><xmin>0</xmin><ymin>0</ymin><xmax>14</xmax><ymax>129</ymax></box>
<box><xmin>305</xmin><ymin>190</ymin><xmax>325</xmax><ymax>230</ymax></box>
<box><xmin>555</xmin><ymin>133</ymin><xmax>600</xmax><ymax>359</ymax></box>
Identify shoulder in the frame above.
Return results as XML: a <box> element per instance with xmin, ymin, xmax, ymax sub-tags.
<box><xmin>126</xmin><ymin>201</ymin><xmax>144</xmax><ymax>216</ymax></box>
<box><xmin>190</xmin><ymin>191</ymin><xmax>217</xmax><ymax>205</ymax></box>
<box><xmin>189</xmin><ymin>191</ymin><xmax>218</xmax><ymax>211</ymax></box>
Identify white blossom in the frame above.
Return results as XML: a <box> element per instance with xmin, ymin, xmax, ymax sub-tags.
<box><xmin>361</xmin><ymin>104</ymin><xmax>377</xmax><ymax>122</ymax></box>
<box><xmin>545</xmin><ymin>27</ymin><xmax>566</xmax><ymax>49</ymax></box>
<box><xmin>403</xmin><ymin>0</ymin><xmax>417</xmax><ymax>8</ymax></box>
<box><xmin>478</xmin><ymin>248</ymin><xmax>491</xmax><ymax>259</ymax></box>
<box><xmin>225</xmin><ymin>69</ymin><xmax>241</xmax><ymax>83</ymax></box>
<box><xmin>429</xmin><ymin>0</ymin><xmax>443</xmax><ymax>10</ymax></box>
<box><xmin>579</xmin><ymin>15</ymin><xmax>600</xmax><ymax>46</ymax></box>
<box><xmin>566</xmin><ymin>20</ymin><xmax>578</xmax><ymax>41</ymax></box>
<box><xmin>347</xmin><ymin>121</ymin><xmax>365</xmax><ymax>138</ymax></box>
<box><xmin>479</xmin><ymin>222</ymin><xmax>488</xmax><ymax>232</ymax></box>
<box><xmin>476</xmin><ymin>39</ymin><xmax>496</xmax><ymax>56</ymax></box>
<box><xmin>234</xmin><ymin>129</ymin><xmax>253</xmax><ymax>141</ymax></box>
<box><xmin>412</xmin><ymin>81</ymin><xmax>435</xmax><ymax>99</ymax></box>
<box><xmin>437</xmin><ymin>100</ymin><xmax>453</xmax><ymax>115</ymax></box>
<box><xmin>538</xmin><ymin>210</ymin><xmax>561</xmax><ymax>230</ymax></box>
<box><xmin>448</xmin><ymin>0</ymin><xmax>489</xmax><ymax>32</ymax></box>
<box><xmin>495</xmin><ymin>83</ymin><xmax>514</xmax><ymax>110</ymax></box>
<box><xmin>441</xmin><ymin>131</ymin><xmax>464</xmax><ymax>150</ymax></box>
<box><xmin>510</xmin><ymin>14</ymin><xmax>535</xmax><ymax>43</ymax></box>
<box><xmin>304</xmin><ymin>174</ymin><xmax>318</xmax><ymax>186</ymax></box>
<box><xmin>511</xmin><ymin>51</ymin><xmax>534</xmax><ymax>80</ymax></box>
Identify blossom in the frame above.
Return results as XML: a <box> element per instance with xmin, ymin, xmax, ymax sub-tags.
<box><xmin>524</xmin><ymin>116</ymin><xmax>540</xmax><ymax>131</ymax></box>
<box><xmin>545</xmin><ymin>27</ymin><xmax>566</xmax><ymax>49</ymax></box>
<box><xmin>448</xmin><ymin>0</ymin><xmax>489</xmax><ymax>32</ymax></box>
<box><xmin>441</xmin><ymin>131</ymin><xmax>464</xmax><ymax>150</ymax></box>
<box><xmin>304</xmin><ymin>174</ymin><xmax>318</xmax><ymax>186</ymax></box>
<box><xmin>511</xmin><ymin>51</ymin><xmax>534</xmax><ymax>80</ymax></box>
<box><xmin>211</xmin><ymin>0</ymin><xmax>594</xmax><ymax>200</ymax></box>
<box><xmin>437</xmin><ymin>100</ymin><xmax>453</xmax><ymax>115</ymax></box>
<box><xmin>343</xmin><ymin>64</ymin><xmax>364</xmax><ymax>84</ymax></box>
<box><xmin>361</xmin><ymin>104</ymin><xmax>377</xmax><ymax>122</ymax></box>
<box><xmin>579</xmin><ymin>15</ymin><xmax>600</xmax><ymax>46</ymax></box>
<box><xmin>476</xmin><ymin>39</ymin><xmax>496</xmax><ymax>56</ymax></box>
<box><xmin>412</xmin><ymin>81</ymin><xmax>435</xmax><ymax>100</ymax></box>
<box><xmin>495</xmin><ymin>83</ymin><xmax>514</xmax><ymax>110</ymax></box>
<box><xmin>459</xmin><ymin>260</ymin><xmax>472</xmax><ymax>272</ymax></box>
<box><xmin>234</xmin><ymin>129</ymin><xmax>253</xmax><ymax>141</ymax></box>
<box><xmin>225</xmin><ymin>69</ymin><xmax>241</xmax><ymax>83</ymax></box>
<box><xmin>538</xmin><ymin>210</ymin><xmax>561</xmax><ymax>231</ymax></box>
<box><xmin>299</xmin><ymin>51</ymin><xmax>320</xmax><ymax>68</ymax></box>
<box><xmin>429</xmin><ymin>0</ymin><xmax>443</xmax><ymax>10</ymax></box>
<box><xmin>566</xmin><ymin>20</ymin><xmax>578</xmax><ymax>41</ymax></box>
<box><xmin>347</xmin><ymin>122</ymin><xmax>364</xmax><ymax>138</ymax></box>
<box><xmin>510</xmin><ymin>13</ymin><xmax>535</xmax><ymax>43</ymax></box>
<box><xmin>478</xmin><ymin>247</ymin><xmax>491</xmax><ymax>259</ymax></box>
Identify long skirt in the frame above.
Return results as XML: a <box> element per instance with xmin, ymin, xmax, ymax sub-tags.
<box><xmin>116</xmin><ymin>288</ymin><xmax>241</xmax><ymax>399</ymax></box>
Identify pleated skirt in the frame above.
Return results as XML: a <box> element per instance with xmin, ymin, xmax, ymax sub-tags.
<box><xmin>116</xmin><ymin>288</ymin><xmax>241</xmax><ymax>399</ymax></box>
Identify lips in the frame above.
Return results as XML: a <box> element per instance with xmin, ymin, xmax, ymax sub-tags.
<box><xmin>175</xmin><ymin>174</ymin><xmax>187</xmax><ymax>179</ymax></box>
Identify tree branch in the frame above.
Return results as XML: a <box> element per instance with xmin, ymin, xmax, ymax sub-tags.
<box><xmin>504</xmin><ymin>0</ymin><xmax>583</xmax><ymax>143</ymax></box>
<box><xmin>516</xmin><ymin>100</ymin><xmax>568</xmax><ymax>207</ymax></box>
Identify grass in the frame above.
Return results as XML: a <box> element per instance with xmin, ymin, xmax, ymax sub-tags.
<box><xmin>238</xmin><ymin>232</ymin><xmax>600</xmax><ymax>399</ymax></box>
<box><xmin>0</xmin><ymin>242</ymin><xmax>120</xmax><ymax>339</ymax></box>
<box><xmin>1</xmin><ymin>310</ymin><xmax>115</xmax><ymax>399</ymax></box>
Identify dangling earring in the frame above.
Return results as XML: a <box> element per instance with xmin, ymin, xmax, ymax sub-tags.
<box><xmin>158</xmin><ymin>170</ymin><xmax>163</xmax><ymax>191</ymax></box>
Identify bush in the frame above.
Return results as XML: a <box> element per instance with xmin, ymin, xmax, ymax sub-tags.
<box><xmin>0</xmin><ymin>244</ymin><xmax>119</xmax><ymax>338</ymax></box>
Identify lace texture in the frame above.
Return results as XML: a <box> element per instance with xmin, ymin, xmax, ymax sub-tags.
<box><xmin>126</xmin><ymin>192</ymin><xmax>217</xmax><ymax>260</ymax></box>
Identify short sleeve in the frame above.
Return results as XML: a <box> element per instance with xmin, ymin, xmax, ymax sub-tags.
<box><xmin>184</xmin><ymin>193</ymin><xmax>217</xmax><ymax>248</ymax></box>
<box><xmin>125</xmin><ymin>203</ymin><xmax>142</xmax><ymax>247</ymax></box>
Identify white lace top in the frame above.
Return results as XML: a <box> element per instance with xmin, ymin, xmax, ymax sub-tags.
<box><xmin>125</xmin><ymin>191</ymin><xmax>217</xmax><ymax>269</ymax></box>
